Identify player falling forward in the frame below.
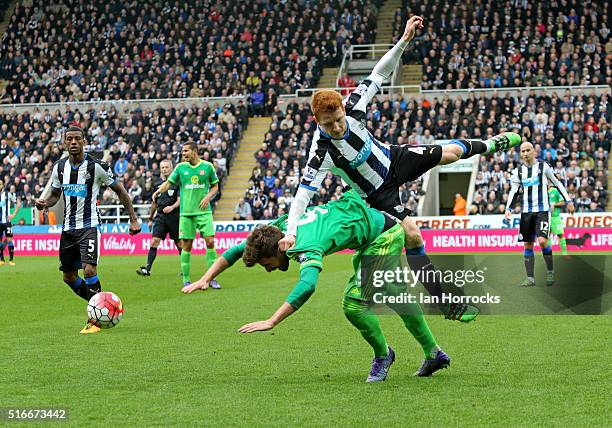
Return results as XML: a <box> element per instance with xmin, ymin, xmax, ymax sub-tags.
<box><xmin>185</xmin><ymin>192</ymin><xmax>451</xmax><ymax>380</ymax></box>
<box><xmin>137</xmin><ymin>160</ymin><xmax>183</xmax><ymax>277</ymax></box>
<box><xmin>548</xmin><ymin>184</ymin><xmax>568</xmax><ymax>256</ymax></box>
<box><xmin>278</xmin><ymin>15</ymin><xmax>521</xmax><ymax>322</ymax></box>
<box><xmin>154</xmin><ymin>142</ymin><xmax>221</xmax><ymax>289</ymax></box>
<box><xmin>505</xmin><ymin>142</ymin><xmax>574</xmax><ymax>287</ymax></box>
<box><xmin>35</xmin><ymin>125</ymin><xmax>141</xmax><ymax>334</ymax></box>
<box><xmin>0</xmin><ymin>180</ymin><xmax>20</xmax><ymax>266</ymax></box>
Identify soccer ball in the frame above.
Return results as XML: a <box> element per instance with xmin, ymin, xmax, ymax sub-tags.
<box><xmin>87</xmin><ymin>292</ymin><xmax>124</xmax><ymax>329</ymax></box>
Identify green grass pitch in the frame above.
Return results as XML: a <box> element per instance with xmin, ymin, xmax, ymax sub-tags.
<box><xmin>1</xmin><ymin>255</ymin><xmax>609</xmax><ymax>426</ymax></box>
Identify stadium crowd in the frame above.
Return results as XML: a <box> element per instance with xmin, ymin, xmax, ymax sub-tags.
<box><xmin>0</xmin><ymin>101</ymin><xmax>247</xmax><ymax>220</ymax></box>
<box><xmin>236</xmin><ymin>89</ymin><xmax>610</xmax><ymax>219</ymax></box>
<box><xmin>0</xmin><ymin>0</ymin><xmax>381</xmax><ymax>108</ymax></box>
<box><xmin>392</xmin><ymin>0</ymin><xmax>611</xmax><ymax>89</ymax></box>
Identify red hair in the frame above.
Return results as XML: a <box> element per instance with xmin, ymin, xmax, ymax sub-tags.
<box><xmin>311</xmin><ymin>90</ymin><xmax>343</xmax><ymax>119</ymax></box>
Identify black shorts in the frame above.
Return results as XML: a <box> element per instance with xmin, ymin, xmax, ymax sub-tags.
<box><xmin>59</xmin><ymin>227</ymin><xmax>100</xmax><ymax>272</ymax></box>
<box><xmin>518</xmin><ymin>212</ymin><xmax>551</xmax><ymax>242</ymax></box>
<box><xmin>366</xmin><ymin>144</ymin><xmax>442</xmax><ymax>221</ymax></box>
<box><xmin>152</xmin><ymin>213</ymin><xmax>179</xmax><ymax>241</ymax></box>
<box><xmin>0</xmin><ymin>222</ymin><xmax>13</xmax><ymax>239</ymax></box>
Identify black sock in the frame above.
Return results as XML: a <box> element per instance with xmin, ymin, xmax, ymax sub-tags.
<box><xmin>8</xmin><ymin>243</ymin><xmax>14</xmax><ymax>261</ymax></box>
<box><xmin>146</xmin><ymin>247</ymin><xmax>158</xmax><ymax>271</ymax></box>
<box><xmin>453</xmin><ymin>139</ymin><xmax>488</xmax><ymax>159</ymax></box>
<box><xmin>65</xmin><ymin>276</ymin><xmax>101</xmax><ymax>301</ymax></box>
<box><xmin>524</xmin><ymin>249</ymin><xmax>535</xmax><ymax>278</ymax></box>
<box><xmin>542</xmin><ymin>246</ymin><xmax>554</xmax><ymax>271</ymax></box>
<box><xmin>406</xmin><ymin>246</ymin><xmax>443</xmax><ymax>300</ymax></box>
<box><xmin>0</xmin><ymin>243</ymin><xmax>3</xmax><ymax>261</ymax></box>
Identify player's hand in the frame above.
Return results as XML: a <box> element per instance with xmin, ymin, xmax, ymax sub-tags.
<box><xmin>504</xmin><ymin>210</ymin><xmax>512</xmax><ymax>221</ymax></box>
<box><xmin>162</xmin><ymin>206</ymin><xmax>174</xmax><ymax>214</ymax></box>
<box><xmin>566</xmin><ymin>202</ymin><xmax>575</xmax><ymax>214</ymax></box>
<box><xmin>278</xmin><ymin>234</ymin><xmax>296</xmax><ymax>252</ymax></box>
<box><xmin>35</xmin><ymin>198</ymin><xmax>47</xmax><ymax>211</ymax></box>
<box><xmin>147</xmin><ymin>220</ymin><xmax>153</xmax><ymax>230</ymax></box>
<box><xmin>199</xmin><ymin>198</ymin><xmax>210</xmax><ymax>210</ymax></box>
<box><xmin>238</xmin><ymin>319</ymin><xmax>275</xmax><ymax>333</ymax></box>
<box><xmin>402</xmin><ymin>15</ymin><xmax>424</xmax><ymax>43</ymax></box>
<box><xmin>182</xmin><ymin>279</ymin><xmax>209</xmax><ymax>293</ymax></box>
<box><xmin>129</xmin><ymin>219</ymin><xmax>141</xmax><ymax>235</ymax></box>
<box><xmin>7</xmin><ymin>214</ymin><xmax>13</xmax><ymax>222</ymax></box>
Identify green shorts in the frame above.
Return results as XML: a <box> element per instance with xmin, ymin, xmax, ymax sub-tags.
<box><xmin>179</xmin><ymin>213</ymin><xmax>215</xmax><ymax>239</ymax></box>
<box><xmin>550</xmin><ymin>216</ymin><xmax>564</xmax><ymax>235</ymax></box>
<box><xmin>344</xmin><ymin>224</ymin><xmax>407</xmax><ymax>302</ymax></box>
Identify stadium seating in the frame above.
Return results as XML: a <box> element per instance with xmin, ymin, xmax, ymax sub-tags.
<box><xmin>392</xmin><ymin>0</ymin><xmax>611</xmax><ymax>89</ymax></box>
<box><xmin>0</xmin><ymin>0</ymin><xmax>381</xmax><ymax>104</ymax></box>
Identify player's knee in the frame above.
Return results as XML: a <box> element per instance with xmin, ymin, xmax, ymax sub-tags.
<box><xmin>537</xmin><ymin>237</ymin><xmax>548</xmax><ymax>248</ymax></box>
<box><xmin>83</xmin><ymin>264</ymin><xmax>97</xmax><ymax>278</ymax></box>
<box><xmin>151</xmin><ymin>237</ymin><xmax>161</xmax><ymax>248</ymax></box>
<box><xmin>440</xmin><ymin>146</ymin><xmax>461</xmax><ymax>164</ymax></box>
<box><xmin>400</xmin><ymin>220</ymin><xmax>422</xmax><ymax>247</ymax></box>
<box><xmin>182</xmin><ymin>240</ymin><xmax>193</xmax><ymax>251</ymax></box>
<box><xmin>205</xmin><ymin>237</ymin><xmax>215</xmax><ymax>248</ymax></box>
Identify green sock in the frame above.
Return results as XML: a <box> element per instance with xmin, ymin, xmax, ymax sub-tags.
<box><xmin>205</xmin><ymin>246</ymin><xmax>217</xmax><ymax>269</ymax></box>
<box><xmin>181</xmin><ymin>250</ymin><xmax>191</xmax><ymax>283</ymax></box>
<box><xmin>342</xmin><ymin>297</ymin><xmax>388</xmax><ymax>358</ymax></box>
<box><xmin>388</xmin><ymin>301</ymin><xmax>438</xmax><ymax>358</ymax></box>
<box><xmin>559</xmin><ymin>237</ymin><xmax>567</xmax><ymax>255</ymax></box>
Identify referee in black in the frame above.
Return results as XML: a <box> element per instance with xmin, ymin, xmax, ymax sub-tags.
<box><xmin>137</xmin><ymin>160</ymin><xmax>182</xmax><ymax>276</ymax></box>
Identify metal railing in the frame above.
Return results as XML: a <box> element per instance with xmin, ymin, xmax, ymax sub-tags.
<box><xmin>280</xmin><ymin>85</ymin><xmax>421</xmax><ymax>99</ymax></box>
<box><xmin>0</xmin><ymin>95</ymin><xmax>246</xmax><ymax>115</ymax></box>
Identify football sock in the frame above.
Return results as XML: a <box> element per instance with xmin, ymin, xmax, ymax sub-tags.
<box><xmin>146</xmin><ymin>247</ymin><xmax>158</xmax><ymax>271</ymax></box>
<box><xmin>8</xmin><ymin>242</ymin><xmax>14</xmax><ymax>261</ymax></box>
<box><xmin>405</xmin><ymin>246</ymin><xmax>443</xmax><ymax>300</ymax></box>
<box><xmin>65</xmin><ymin>276</ymin><xmax>101</xmax><ymax>301</ymax></box>
<box><xmin>559</xmin><ymin>237</ymin><xmax>567</xmax><ymax>255</ymax></box>
<box><xmin>450</xmin><ymin>139</ymin><xmax>488</xmax><ymax>159</ymax></box>
<box><xmin>542</xmin><ymin>245</ymin><xmax>554</xmax><ymax>271</ymax></box>
<box><xmin>0</xmin><ymin>242</ymin><xmax>4</xmax><ymax>261</ymax></box>
<box><xmin>342</xmin><ymin>297</ymin><xmax>389</xmax><ymax>358</ymax></box>
<box><xmin>205</xmin><ymin>246</ymin><xmax>217</xmax><ymax>269</ymax></box>
<box><xmin>387</xmin><ymin>300</ymin><xmax>438</xmax><ymax>358</ymax></box>
<box><xmin>524</xmin><ymin>249</ymin><xmax>535</xmax><ymax>279</ymax></box>
<box><xmin>181</xmin><ymin>250</ymin><xmax>191</xmax><ymax>282</ymax></box>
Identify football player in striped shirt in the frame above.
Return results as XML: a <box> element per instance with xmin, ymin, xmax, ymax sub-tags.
<box><xmin>0</xmin><ymin>180</ymin><xmax>20</xmax><ymax>266</ymax></box>
<box><xmin>35</xmin><ymin>125</ymin><xmax>141</xmax><ymax>334</ymax></box>
<box><xmin>278</xmin><ymin>16</ymin><xmax>521</xmax><ymax>322</ymax></box>
<box><xmin>505</xmin><ymin>142</ymin><xmax>574</xmax><ymax>287</ymax></box>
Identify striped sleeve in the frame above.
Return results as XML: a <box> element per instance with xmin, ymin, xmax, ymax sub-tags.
<box><xmin>344</xmin><ymin>79</ymin><xmax>380</xmax><ymax>120</ymax></box>
<box><xmin>544</xmin><ymin>162</ymin><xmax>571</xmax><ymax>202</ymax></box>
<box><xmin>506</xmin><ymin>168</ymin><xmax>521</xmax><ymax>212</ymax></box>
<box><xmin>95</xmin><ymin>160</ymin><xmax>116</xmax><ymax>186</ymax></box>
<box><xmin>51</xmin><ymin>162</ymin><xmax>61</xmax><ymax>189</ymax></box>
<box><xmin>299</xmin><ymin>139</ymin><xmax>332</xmax><ymax>192</ymax></box>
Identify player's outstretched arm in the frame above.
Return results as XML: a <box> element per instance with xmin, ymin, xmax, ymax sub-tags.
<box><xmin>279</xmin><ymin>186</ymin><xmax>316</xmax><ymax>250</ymax></box>
<box><xmin>368</xmin><ymin>16</ymin><xmax>423</xmax><ymax>86</ymax></box>
<box><xmin>110</xmin><ymin>181</ymin><xmax>141</xmax><ymax>235</ymax></box>
<box><xmin>505</xmin><ymin>169</ymin><xmax>521</xmax><ymax>220</ymax></box>
<box><xmin>238</xmin><ymin>266</ymin><xmax>319</xmax><ymax>333</ymax></box>
<box><xmin>183</xmin><ymin>256</ymin><xmax>230</xmax><ymax>293</ymax></box>
<box><xmin>152</xmin><ymin>180</ymin><xmax>172</xmax><ymax>202</ymax></box>
<box><xmin>9</xmin><ymin>197</ymin><xmax>21</xmax><ymax>221</ymax></box>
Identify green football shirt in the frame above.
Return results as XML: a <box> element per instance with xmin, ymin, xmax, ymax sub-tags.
<box><xmin>286</xmin><ymin>190</ymin><xmax>384</xmax><ymax>271</ymax></box>
<box><xmin>548</xmin><ymin>187</ymin><xmax>563</xmax><ymax>218</ymax></box>
<box><xmin>168</xmin><ymin>160</ymin><xmax>219</xmax><ymax>216</ymax></box>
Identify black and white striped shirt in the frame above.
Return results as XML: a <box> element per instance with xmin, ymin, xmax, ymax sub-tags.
<box><xmin>507</xmin><ymin>161</ymin><xmax>571</xmax><ymax>213</ymax></box>
<box><xmin>0</xmin><ymin>190</ymin><xmax>17</xmax><ymax>223</ymax></box>
<box><xmin>51</xmin><ymin>155</ymin><xmax>116</xmax><ymax>231</ymax></box>
<box><xmin>300</xmin><ymin>79</ymin><xmax>392</xmax><ymax>197</ymax></box>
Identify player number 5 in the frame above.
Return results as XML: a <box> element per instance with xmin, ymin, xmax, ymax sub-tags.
<box><xmin>88</xmin><ymin>239</ymin><xmax>95</xmax><ymax>253</ymax></box>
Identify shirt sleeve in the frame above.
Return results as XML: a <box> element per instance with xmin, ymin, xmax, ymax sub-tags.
<box><xmin>167</xmin><ymin>165</ymin><xmax>180</xmax><ymax>184</ymax></box>
<box><xmin>51</xmin><ymin>163</ymin><xmax>61</xmax><ymax>189</ymax></box>
<box><xmin>96</xmin><ymin>161</ymin><xmax>116</xmax><ymax>187</ymax></box>
<box><xmin>222</xmin><ymin>241</ymin><xmax>246</xmax><ymax>266</ymax></box>
<box><xmin>506</xmin><ymin>169</ymin><xmax>521</xmax><ymax>212</ymax></box>
<box><xmin>208</xmin><ymin>163</ymin><xmax>219</xmax><ymax>185</ymax></box>
<box><xmin>299</xmin><ymin>139</ymin><xmax>332</xmax><ymax>192</ymax></box>
<box><xmin>544</xmin><ymin>163</ymin><xmax>571</xmax><ymax>202</ymax></box>
<box><xmin>286</xmin><ymin>265</ymin><xmax>321</xmax><ymax>310</ymax></box>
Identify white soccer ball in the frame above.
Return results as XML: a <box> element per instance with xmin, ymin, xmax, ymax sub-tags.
<box><xmin>87</xmin><ymin>292</ymin><xmax>124</xmax><ymax>329</ymax></box>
